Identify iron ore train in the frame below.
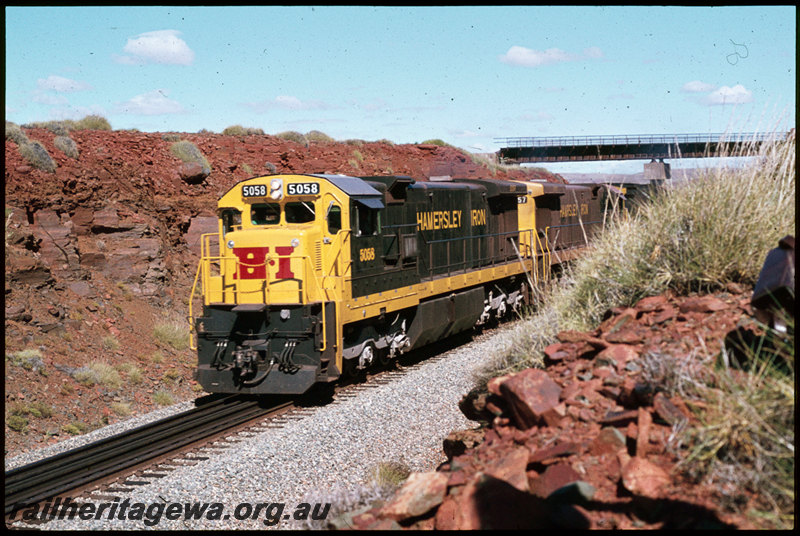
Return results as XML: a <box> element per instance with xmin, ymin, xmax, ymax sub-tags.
<box><xmin>189</xmin><ymin>173</ymin><xmax>619</xmax><ymax>395</ymax></box>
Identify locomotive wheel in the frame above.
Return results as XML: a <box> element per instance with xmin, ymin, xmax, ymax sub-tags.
<box><xmin>376</xmin><ymin>346</ymin><xmax>392</xmax><ymax>367</ymax></box>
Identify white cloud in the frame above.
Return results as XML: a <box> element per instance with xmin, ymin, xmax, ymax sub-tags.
<box><xmin>37</xmin><ymin>75</ymin><xmax>92</xmax><ymax>92</ymax></box>
<box><xmin>682</xmin><ymin>80</ymin><xmax>717</xmax><ymax>93</ymax></box>
<box><xmin>500</xmin><ymin>46</ymin><xmax>574</xmax><ymax>67</ymax></box>
<box><xmin>703</xmin><ymin>84</ymin><xmax>753</xmax><ymax>106</ymax></box>
<box><xmin>117</xmin><ymin>30</ymin><xmax>194</xmax><ymax>65</ymax></box>
<box><xmin>116</xmin><ymin>89</ymin><xmax>186</xmax><ymax>115</ymax></box>
<box><xmin>500</xmin><ymin>45</ymin><xmax>603</xmax><ymax>67</ymax></box>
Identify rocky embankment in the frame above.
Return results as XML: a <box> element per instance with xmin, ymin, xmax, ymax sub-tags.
<box><xmin>4</xmin><ymin>127</ymin><xmax>560</xmax><ymax>456</ymax></box>
<box><xmin>343</xmin><ymin>289</ymin><xmax>764</xmax><ymax>530</ymax></box>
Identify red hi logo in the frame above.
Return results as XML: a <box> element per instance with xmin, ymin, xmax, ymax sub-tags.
<box><xmin>232</xmin><ymin>246</ymin><xmax>295</xmax><ymax>280</ymax></box>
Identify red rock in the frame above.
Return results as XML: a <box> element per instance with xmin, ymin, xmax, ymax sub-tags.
<box><xmin>589</xmin><ymin>426</ymin><xmax>627</xmax><ymax>456</ymax></box>
<box><xmin>540</xmin><ymin>402</ymin><xmax>567</xmax><ymax>427</ymax></box>
<box><xmin>433</xmin><ymin>496</ymin><xmax>459</xmax><ymax>530</ymax></box>
<box><xmin>604</xmin><ymin>326</ymin><xmax>645</xmax><ymax>344</ymax></box>
<box><xmin>652</xmin><ymin>392</ymin><xmax>689</xmax><ymax>425</ymax></box>
<box><xmin>679</xmin><ymin>296</ymin><xmax>729</xmax><ymax>313</ymax></box>
<box><xmin>634</xmin><ymin>295</ymin><xmax>668</xmax><ymax>312</ymax></box>
<box><xmin>544</xmin><ymin>343</ymin><xmax>572</xmax><ymax>363</ymax></box>
<box><xmin>598</xmin><ymin>308</ymin><xmax>637</xmax><ymax>335</ymax></box>
<box><xmin>484</xmin><ymin>446</ymin><xmax>530</xmax><ymax>492</ymax></box>
<box><xmin>499</xmin><ymin>368</ymin><xmax>562</xmax><ymax>430</ymax></box>
<box><xmin>381</xmin><ymin>471</ymin><xmax>449</xmax><ymax>521</ymax></box>
<box><xmin>595</xmin><ymin>344</ymin><xmax>639</xmax><ymax>371</ymax></box>
<box><xmin>487</xmin><ymin>373</ymin><xmax>513</xmax><ymax>396</ymax></box>
<box><xmin>443</xmin><ymin>428</ymin><xmax>485</xmax><ymax>460</ymax></box>
<box><xmin>599</xmin><ymin>409</ymin><xmax>639</xmax><ymax>426</ymax></box>
<box><xmin>621</xmin><ymin>457</ymin><xmax>671</xmax><ymax>498</ymax></box>
<box><xmin>650</xmin><ymin>305</ymin><xmax>676</xmax><ymax>324</ymax></box>
<box><xmin>529</xmin><ymin>441</ymin><xmax>578</xmax><ymax>464</ymax></box>
<box><xmin>530</xmin><ymin>463</ymin><xmax>581</xmax><ymax>499</ymax></box>
<box><xmin>636</xmin><ymin>408</ymin><xmax>652</xmax><ymax>456</ymax></box>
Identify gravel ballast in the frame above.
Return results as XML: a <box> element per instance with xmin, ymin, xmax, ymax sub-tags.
<box><xmin>13</xmin><ymin>324</ymin><xmax>518</xmax><ymax>530</ymax></box>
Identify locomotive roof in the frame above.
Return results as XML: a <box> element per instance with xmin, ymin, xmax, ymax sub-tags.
<box><xmin>309</xmin><ymin>174</ymin><xmax>383</xmax><ymax>198</ymax></box>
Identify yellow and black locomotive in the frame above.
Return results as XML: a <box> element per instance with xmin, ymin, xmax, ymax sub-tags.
<box><xmin>189</xmin><ymin>173</ymin><xmax>608</xmax><ymax>395</ymax></box>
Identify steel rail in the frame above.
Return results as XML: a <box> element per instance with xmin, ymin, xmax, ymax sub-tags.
<box><xmin>5</xmin><ymin>395</ymin><xmax>292</xmax><ymax>516</ymax></box>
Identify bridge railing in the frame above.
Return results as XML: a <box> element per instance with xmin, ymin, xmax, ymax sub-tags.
<box><xmin>494</xmin><ymin>132</ymin><xmax>787</xmax><ymax>148</ymax></box>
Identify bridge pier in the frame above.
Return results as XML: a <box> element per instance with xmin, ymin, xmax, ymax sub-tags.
<box><xmin>644</xmin><ymin>159</ymin><xmax>671</xmax><ymax>181</ymax></box>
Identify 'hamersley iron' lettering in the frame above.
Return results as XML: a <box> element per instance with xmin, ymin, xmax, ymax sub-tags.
<box><xmin>416</xmin><ymin>210</ymin><xmax>462</xmax><ymax>231</ymax></box>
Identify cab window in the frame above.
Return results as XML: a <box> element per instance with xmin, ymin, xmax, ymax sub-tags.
<box><xmin>251</xmin><ymin>204</ymin><xmax>280</xmax><ymax>225</ymax></box>
<box><xmin>355</xmin><ymin>205</ymin><xmax>380</xmax><ymax>236</ymax></box>
<box><xmin>285</xmin><ymin>202</ymin><xmax>315</xmax><ymax>224</ymax></box>
<box><xmin>222</xmin><ymin>209</ymin><xmax>242</xmax><ymax>235</ymax></box>
<box><xmin>327</xmin><ymin>205</ymin><xmax>342</xmax><ymax>234</ymax></box>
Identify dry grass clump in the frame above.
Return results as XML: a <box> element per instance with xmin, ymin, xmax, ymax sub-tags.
<box><xmin>72</xmin><ymin>361</ymin><xmax>123</xmax><ymax>389</ymax></box>
<box><xmin>19</xmin><ymin>140</ymin><xmax>57</xmax><ymax>172</ymax></box>
<box><xmin>6</xmin><ymin>121</ymin><xmax>29</xmax><ymax>145</ymax></box>
<box><xmin>154</xmin><ymin>317</ymin><xmax>190</xmax><ymax>351</ymax></box>
<box><xmin>170</xmin><ymin>140</ymin><xmax>211</xmax><ymax>174</ymax></box>
<box><xmin>54</xmin><ymin>135</ymin><xmax>79</xmax><ymax>158</ymax></box>
<box><xmin>223</xmin><ymin>125</ymin><xmax>264</xmax><ymax>136</ymax></box>
<box><xmin>276</xmin><ymin>130</ymin><xmax>309</xmax><ymax>147</ymax></box>
<box><xmin>305</xmin><ymin>130</ymin><xmax>334</xmax><ymax>144</ymax></box>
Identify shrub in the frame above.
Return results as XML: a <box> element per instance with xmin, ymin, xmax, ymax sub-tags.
<box><xmin>8</xmin><ymin>415</ymin><xmax>28</xmax><ymax>433</ymax></box>
<box><xmin>62</xmin><ymin>421</ymin><xmax>88</xmax><ymax>435</ymax></box>
<box><xmin>10</xmin><ymin>401</ymin><xmax>54</xmax><ymax>419</ymax></box>
<box><xmin>9</xmin><ymin>348</ymin><xmax>45</xmax><ymax>371</ymax></box>
<box><xmin>344</xmin><ymin>139</ymin><xmax>364</xmax><ymax>146</ymax></box>
<box><xmin>197</xmin><ymin>128</ymin><xmax>215</xmax><ymax>135</ymax></box>
<box><xmin>72</xmin><ymin>361</ymin><xmax>122</xmax><ymax>389</ymax></box>
<box><xmin>223</xmin><ymin>125</ymin><xmax>264</xmax><ymax>136</ymax></box>
<box><xmin>54</xmin><ymin>135</ymin><xmax>79</xmax><ymax>158</ymax></box>
<box><xmin>276</xmin><ymin>131</ymin><xmax>309</xmax><ymax>147</ymax></box>
<box><xmin>74</xmin><ymin>115</ymin><xmax>111</xmax><ymax>130</ymax></box>
<box><xmin>376</xmin><ymin>139</ymin><xmax>394</xmax><ymax>146</ymax></box>
<box><xmin>111</xmin><ymin>402</ymin><xmax>132</xmax><ymax>417</ymax></box>
<box><xmin>5</xmin><ymin>122</ymin><xmax>29</xmax><ymax>145</ymax></box>
<box><xmin>154</xmin><ymin>321</ymin><xmax>190</xmax><ymax>351</ymax></box>
<box><xmin>101</xmin><ymin>335</ymin><xmax>120</xmax><ymax>352</ymax></box>
<box><xmin>161</xmin><ymin>133</ymin><xmax>181</xmax><ymax>142</ymax></box>
<box><xmin>153</xmin><ymin>390</ymin><xmax>175</xmax><ymax>406</ymax></box>
<box><xmin>305</xmin><ymin>130</ymin><xmax>334</xmax><ymax>144</ymax></box>
<box><xmin>352</xmin><ymin>149</ymin><xmax>364</xmax><ymax>162</ymax></box>
<box><xmin>19</xmin><ymin>141</ymin><xmax>57</xmax><ymax>172</ymax></box>
<box><xmin>241</xmin><ymin>163</ymin><xmax>253</xmax><ymax>175</ymax></box>
<box><xmin>420</xmin><ymin>138</ymin><xmax>450</xmax><ymax>147</ymax></box>
<box><xmin>116</xmin><ymin>362</ymin><xmax>143</xmax><ymax>384</ymax></box>
<box><xmin>370</xmin><ymin>461</ymin><xmax>411</xmax><ymax>489</ymax></box>
<box><xmin>170</xmin><ymin>140</ymin><xmax>211</xmax><ymax>174</ymax></box>
<box><xmin>162</xmin><ymin>368</ymin><xmax>182</xmax><ymax>384</ymax></box>
<box><xmin>265</xmin><ymin>162</ymin><xmax>277</xmax><ymax>174</ymax></box>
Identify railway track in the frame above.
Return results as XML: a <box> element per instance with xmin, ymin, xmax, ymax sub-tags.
<box><xmin>4</xmin><ymin>322</ymin><xmax>510</xmax><ymax>527</ymax></box>
<box><xmin>4</xmin><ymin>394</ymin><xmax>293</xmax><ymax>519</ymax></box>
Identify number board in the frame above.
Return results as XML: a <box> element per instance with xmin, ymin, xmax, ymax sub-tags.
<box><xmin>287</xmin><ymin>182</ymin><xmax>319</xmax><ymax>196</ymax></box>
<box><xmin>242</xmin><ymin>184</ymin><xmax>267</xmax><ymax>197</ymax></box>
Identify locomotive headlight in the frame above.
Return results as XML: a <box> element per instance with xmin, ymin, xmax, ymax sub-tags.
<box><xmin>227</xmin><ymin>240</ymin><xmax>235</xmax><ymax>249</ymax></box>
<box><xmin>291</xmin><ymin>238</ymin><xmax>300</xmax><ymax>248</ymax></box>
<box><xmin>269</xmin><ymin>178</ymin><xmax>283</xmax><ymax>200</ymax></box>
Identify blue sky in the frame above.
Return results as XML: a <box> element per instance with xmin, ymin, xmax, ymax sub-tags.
<box><xmin>5</xmin><ymin>6</ymin><xmax>796</xmax><ymax>173</ymax></box>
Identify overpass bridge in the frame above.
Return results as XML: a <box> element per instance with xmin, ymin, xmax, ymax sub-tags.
<box><xmin>494</xmin><ymin>132</ymin><xmax>790</xmax><ymax>179</ymax></box>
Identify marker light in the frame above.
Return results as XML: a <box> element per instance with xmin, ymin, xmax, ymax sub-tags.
<box><xmin>227</xmin><ymin>240</ymin><xmax>235</xmax><ymax>249</ymax></box>
<box><xmin>291</xmin><ymin>238</ymin><xmax>300</xmax><ymax>248</ymax></box>
<box><xmin>269</xmin><ymin>179</ymin><xmax>283</xmax><ymax>200</ymax></box>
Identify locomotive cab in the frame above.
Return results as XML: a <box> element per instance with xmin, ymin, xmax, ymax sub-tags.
<box><xmin>191</xmin><ymin>174</ymin><xmax>368</xmax><ymax>394</ymax></box>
